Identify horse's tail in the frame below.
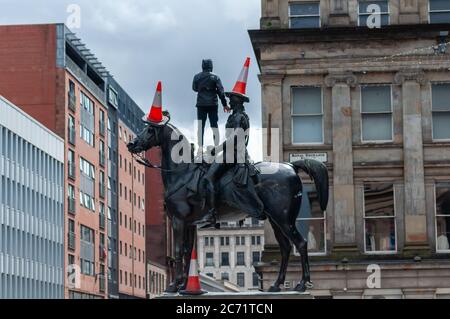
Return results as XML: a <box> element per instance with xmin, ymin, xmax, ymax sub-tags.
<box><xmin>292</xmin><ymin>159</ymin><xmax>329</xmax><ymax>212</ymax></box>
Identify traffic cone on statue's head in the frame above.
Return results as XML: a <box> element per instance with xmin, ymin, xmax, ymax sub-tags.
<box><xmin>143</xmin><ymin>81</ymin><xmax>170</xmax><ymax>126</ymax></box>
<box><xmin>179</xmin><ymin>246</ymin><xmax>206</xmax><ymax>295</ymax></box>
<box><xmin>225</xmin><ymin>57</ymin><xmax>251</xmax><ymax>103</ymax></box>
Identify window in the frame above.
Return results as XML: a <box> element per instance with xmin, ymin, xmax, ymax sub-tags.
<box><xmin>251</xmin><ymin>236</ymin><xmax>262</xmax><ymax>246</ymax></box>
<box><xmin>296</xmin><ymin>185</ymin><xmax>326</xmax><ymax>255</ymax></box>
<box><xmin>68</xmin><ymin>115</ymin><xmax>76</xmax><ymax>145</ymax></box>
<box><xmin>236</xmin><ymin>252</ymin><xmax>245</xmax><ymax>266</ymax></box>
<box><xmin>221</xmin><ymin>273</ymin><xmax>229</xmax><ymax>281</ymax></box>
<box><xmin>68</xmin><ymin>149</ymin><xmax>76</xmax><ymax>179</ymax></box>
<box><xmin>80</xmin><ymin>225</ymin><xmax>95</xmax><ymax>276</ymax></box>
<box><xmin>68</xmin><ymin>219</ymin><xmax>75</xmax><ymax>250</ymax></box>
<box><xmin>68</xmin><ymin>184</ymin><xmax>75</xmax><ymax>214</ymax></box>
<box><xmin>99</xmin><ymin>110</ymin><xmax>106</xmax><ymax>136</ymax></box>
<box><xmin>99</xmin><ymin>171</ymin><xmax>105</xmax><ymax>199</ymax></box>
<box><xmin>80</xmin><ymin>191</ymin><xmax>95</xmax><ymax>212</ymax></box>
<box><xmin>358</xmin><ymin>1</ymin><xmax>389</xmax><ymax>27</ymax></box>
<box><xmin>289</xmin><ymin>2</ymin><xmax>320</xmax><ymax>29</ymax></box>
<box><xmin>429</xmin><ymin>0</ymin><xmax>450</xmax><ymax>24</ymax></box>
<box><xmin>236</xmin><ymin>236</ymin><xmax>245</xmax><ymax>246</ymax></box>
<box><xmin>108</xmin><ymin>87</ymin><xmax>119</xmax><ymax>108</ymax></box>
<box><xmin>80</xmin><ymin>157</ymin><xmax>95</xmax><ymax>179</ymax></box>
<box><xmin>99</xmin><ymin>140</ymin><xmax>105</xmax><ymax>167</ymax></box>
<box><xmin>435</xmin><ymin>183</ymin><xmax>450</xmax><ymax>253</ymax></box>
<box><xmin>237</xmin><ymin>273</ymin><xmax>245</xmax><ymax>287</ymax></box>
<box><xmin>292</xmin><ymin>87</ymin><xmax>323</xmax><ymax>144</ymax></box>
<box><xmin>205</xmin><ymin>252</ymin><xmax>214</xmax><ymax>267</ymax></box>
<box><xmin>252</xmin><ymin>251</ymin><xmax>261</xmax><ymax>264</ymax></box>
<box><xmin>364</xmin><ymin>183</ymin><xmax>396</xmax><ymax>253</ymax></box>
<box><xmin>80</xmin><ymin>92</ymin><xmax>95</xmax><ymax>147</ymax></box>
<box><xmin>221</xmin><ymin>252</ymin><xmax>229</xmax><ymax>266</ymax></box>
<box><xmin>68</xmin><ymin>80</ymin><xmax>76</xmax><ymax>111</ymax></box>
<box><xmin>361</xmin><ymin>85</ymin><xmax>393</xmax><ymax>142</ymax></box>
<box><xmin>220</xmin><ymin>237</ymin><xmax>230</xmax><ymax>246</ymax></box>
<box><xmin>432</xmin><ymin>84</ymin><xmax>450</xmax><ymax>140</ymax></box>
<box><xmin>252</xmin><ymin>272</ymin><xmax>259</xmax><ymax>287</ymax></box>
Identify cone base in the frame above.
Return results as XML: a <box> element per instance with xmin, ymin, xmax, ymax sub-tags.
<box><xmin>179</xmin><ymin>289</ymin><xmax>207</xmax><ymax>296</ymax></box>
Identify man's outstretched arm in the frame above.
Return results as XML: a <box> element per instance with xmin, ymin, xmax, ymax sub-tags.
<box><xmin>216</xmin><ymin>77</ymin><xmax>227</xmax><ymax>107</ymax></box>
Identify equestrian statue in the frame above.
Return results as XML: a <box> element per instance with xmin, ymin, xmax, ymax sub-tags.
<box><xmin>127</xmin><ymin>58</ymin><xmax>329</xmax><ymax>293</ymax></box>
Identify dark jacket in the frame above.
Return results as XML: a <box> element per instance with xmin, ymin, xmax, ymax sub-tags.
<box><xmin>193</xmin><ymin>60</ymin><xmax>227</xmax><ymax>108</ymax></box>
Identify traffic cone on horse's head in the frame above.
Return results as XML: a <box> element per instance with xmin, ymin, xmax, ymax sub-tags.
<box><xmin>179</xmin><ymin>245</ymin><xmax>206</xmax><ymax>295</ymax></box>
<box><xmin>144</xmin><ymin>81</ymin><xmax>169</xmax><ymax>126</ymax></box>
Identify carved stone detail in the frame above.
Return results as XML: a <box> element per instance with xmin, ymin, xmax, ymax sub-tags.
<box><xmin>325</xmin><ymin>72</ymin><xmax>358</xmax><ymax>87</ymax></box>
<box><xmin>394</xmin><ymin>69</ymin><xmax>427</xmax><ymax>85</ymax></box>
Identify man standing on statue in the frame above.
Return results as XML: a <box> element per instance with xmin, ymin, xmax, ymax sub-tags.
<box><xmin>193</xmin><ymin>59</ymin><xmax>229</xmax><ymax>151</ymax></box>
<box><xmin>195</xmin><ymin>57</ymin><xmax>265</xmax><ymax>227</ymax></box>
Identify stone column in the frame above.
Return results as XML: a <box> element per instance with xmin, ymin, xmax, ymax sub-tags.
<box><xmin>260</xmin><ymin>74</ymin><xmax>284</xmax><ymax>164</ymax></box>
<box><xmin>394</xmin><ymin>70</ymin><xmax>429</xmax><ymax>252</ymax></box>
<box><xmin>325</xmin><ymin>72</ymin><xmax>358</xmax><ymax>253</ymax></box>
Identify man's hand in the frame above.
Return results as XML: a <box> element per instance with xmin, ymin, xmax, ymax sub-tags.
<box><xmin>223</xmin><ymin>105</ymin><xmax>231</xmax><ymax>113</ymax></box>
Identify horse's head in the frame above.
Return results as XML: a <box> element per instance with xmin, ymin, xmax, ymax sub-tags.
<box><xmin>127</xmin><ymin>125</ymin><xmax>163</xmax><ymax>154</ymax></box>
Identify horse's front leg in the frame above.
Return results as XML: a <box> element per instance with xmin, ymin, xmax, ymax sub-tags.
<box><xmin>165</xmin><ymin>217</ymin><xmax>186</xmax><ymax>293</ymax></box>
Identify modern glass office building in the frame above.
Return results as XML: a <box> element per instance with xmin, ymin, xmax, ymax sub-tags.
<box><xmin>0</xmin><ymin>96</ymin><xmax>65</xmax><ymax>299</ymax></box>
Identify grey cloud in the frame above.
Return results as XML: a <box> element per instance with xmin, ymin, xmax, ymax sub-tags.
<box><xmin>1</xmin><ymin>0</ymin><xmax>262</xmax><ymax>159</ymax></box>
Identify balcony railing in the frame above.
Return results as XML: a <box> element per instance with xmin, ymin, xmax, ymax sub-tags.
<box><xmin>68</xmin><ymin>162</ymin><xmax>76</xmax><ymax>180</ymax></box>
<box><xmin>68</xmin><ymin>232</ymin><xmax>76</xmax><ymax>251</ymax></box>
<box><xmin>68</xmin><ymin>92</ymin><xmax>76</xmax><ymax>112</ymax></box>
<box><xmin>68</xmin><ymin>127</ymin><xmax>76</xmax><ymax>145</ymax></box>
<box><xmin>68</xmin><ymin>197</ymin><xmax>75</xmax><ymax>215</ymax></box>
<box><xmin>99</xmin><ymin>214</ymin><xmax>105</xmax><ymax>230</ymax></box>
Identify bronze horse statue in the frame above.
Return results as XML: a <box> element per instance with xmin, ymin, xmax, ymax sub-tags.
<box><xmin>127</xmin><ymin>116</ymin><xmax>329</xmax><ymax>293</ymax></box>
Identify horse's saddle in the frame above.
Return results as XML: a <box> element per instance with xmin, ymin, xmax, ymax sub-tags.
<box><xmin>186</xmin><ymin>161</ymin><xmax>260</xmax><ymax>200</ymax></box>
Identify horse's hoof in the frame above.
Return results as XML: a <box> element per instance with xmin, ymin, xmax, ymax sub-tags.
<box><xmin>294</xmin><ymin>281</ymin><xmax>313</xmax><ymax>292</ymax></box>
<box><xmin>268</xmin><ymin>286</ymin><xmax>281</xmax><ymax>293</ymax></box>
<box><xmin>165</xmin><ymin>284</ymin><xmax>179</xmax><ymax>294</ymax></box>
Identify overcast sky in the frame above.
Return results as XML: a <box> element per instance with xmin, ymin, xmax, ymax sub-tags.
<box><xmin>2</xmin><ymin>0</ymin><xmax>263</xmax><ymax>159</ymax></box>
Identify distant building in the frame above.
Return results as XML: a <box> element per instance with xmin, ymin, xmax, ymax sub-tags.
<box><xmin>250</xmin><ymin>0</ymin><xmax>450</xmax><ymax>298</ymax></box>
<box><xmin>0</xmin><ymin>23</ymin><xmax>156</xmax><ymax>299</ymax></box>
<box><xmin>0</xmin><ymin>96</ymin><xmax>65</xmax><ymax>298</ymax></box>
<box><xmin>197</xmin><ymin>219</ymin><xmax>265</xmax><ymax>291</ymax></box>
<box><xmin>147</xmin><ymin>261</ymin><xmax>168</xmax><ymax>299</ymax></box>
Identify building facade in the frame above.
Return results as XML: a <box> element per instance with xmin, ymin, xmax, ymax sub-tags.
<box><xmin>117</xmin><ymin>120</ymin><xmax>147</xmax><ymax>299</ymax></box>
<box><xmin>0</xmin><ymin>23</ymin><xmax>150</xmax><ymax>299</ymax></box>
<box><xmin>0</xmin><ymin>96</ymin><xmax>65</xmax><ymax>299</ymax></box>
<box><xmin>197</xmin><ymin>219</ymin><xmax>265</xmax><ymax>291</ymax></box>
<box><xmin>147</xmin><ymin>261</ymin><xmax>168</xmax><ymax>299</ymax></box>
<box><xmin>250</xmin><ymin>0</ymin><xmax>450</xmax><ymax>298</ymax></box>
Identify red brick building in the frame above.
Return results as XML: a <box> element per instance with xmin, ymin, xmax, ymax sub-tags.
<box><xmin>0</xmin><ymin>23</ymin><xmax>157</xmax><ymax>299</ymax></box>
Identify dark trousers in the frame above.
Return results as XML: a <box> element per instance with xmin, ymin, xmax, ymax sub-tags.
<box><xmin>197</xmin><ymin>105</ymin><xmax>219</xmax><ymax>147</ymax></box>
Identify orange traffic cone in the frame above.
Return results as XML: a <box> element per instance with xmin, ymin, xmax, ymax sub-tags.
<box><xmin>232</xmin><ymin>57</ymin><xmax>250</xmax><ymax>95</ymax></box>
<box><xmin>225</xmin><ymin>57</ymin><xmax>251</xmax><ymax>102</ymax></box>
<box><xmin>179</xmin><ymin>246</ymin><xmax>206</xmax><ymax>295</ymax></box>
<box><xmin>143</xmin><ymin>81</ymin><xmax>169</xmax><ymax>126</ymax></box>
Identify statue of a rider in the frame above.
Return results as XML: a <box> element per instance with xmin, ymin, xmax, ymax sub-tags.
<box><xmin>196</xmin><ymin>57</ymin><xmax>265</xmax><ymax>227</ymax></box>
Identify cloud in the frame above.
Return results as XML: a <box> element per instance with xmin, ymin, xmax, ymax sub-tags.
<box><xmin>2</xmin><ymin>0</ymin><xmax>263</xmax><ymax>160</ymax></box>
